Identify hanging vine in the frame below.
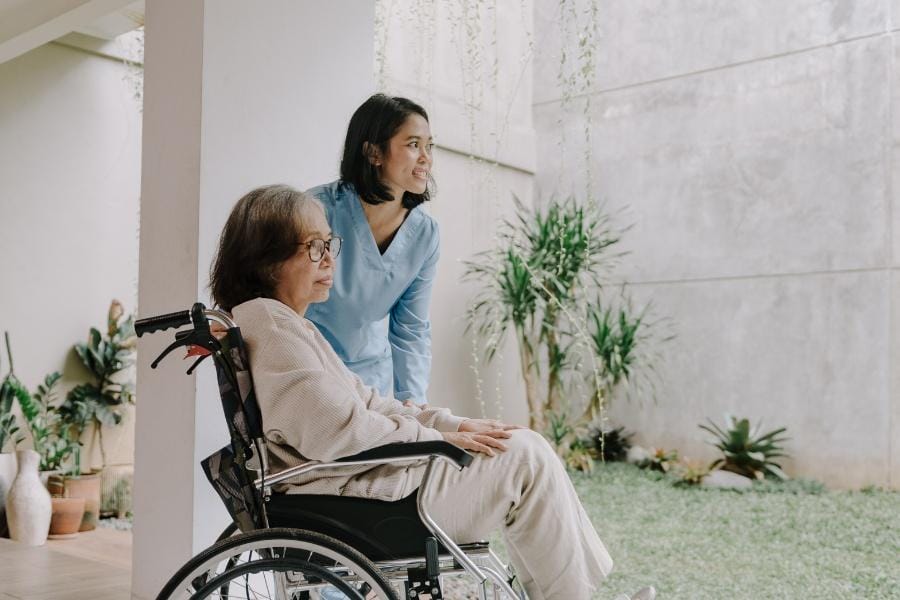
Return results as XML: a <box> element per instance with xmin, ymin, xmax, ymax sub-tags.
<box><xmin>373</xmin><ymin>0</ymin><xmax>606</xmax><ymax>424</ymax></box>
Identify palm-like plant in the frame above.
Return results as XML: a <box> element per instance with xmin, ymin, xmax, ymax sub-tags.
<box><xmin>465</xmin><ymin>197</ymin><xmax>669</xmax><ymax>474</ymax></box>
<box><xmin>700</xmin><ymin>415</ymin><xmax>789</xmax><ymax>480</ymax></box>
<box><xmin>464</xmin><ymin>197</ymin><xmax>621</xmax><ymax>432</ymax></box>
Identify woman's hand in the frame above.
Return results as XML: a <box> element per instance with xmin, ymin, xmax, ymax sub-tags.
<box><xmin>458</xmin><ymin>418</ymin><xmax>524</xmax><ymax>434</ymax></box>
<box><xmin>184</xmin><ymin>322</ymin><xmax>228</xmax><ymax>358</ymax></box>
<box><xmin>442</xmin><ymin>429</ymin><xmax>512</xmax><ymax>457</ymax></box>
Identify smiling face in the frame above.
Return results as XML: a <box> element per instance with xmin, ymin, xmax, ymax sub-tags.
<box><xmin>272</xmin><ymin>203</ymin><xmax>335</xmax><ymax>316</ymax></box>
<box><xmin>377</xmin><ymin>113</ymin><xmax>433</xmax><ymax>200</ymax></box>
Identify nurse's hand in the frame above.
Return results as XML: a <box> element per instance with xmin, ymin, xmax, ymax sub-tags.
<box><xmin>442</xmin><ymin>430</ymin><xmax>510</xmax><ymax>457</ymax></box>
<box><xmin>403</xmin><ymin>399</ymin><xmax>429</xmax><ymax>409</ymax></box>
<box><xmin>459</xmin><ymin>418</ymin><xmax>524</xmax><ymax>434</ymax></box>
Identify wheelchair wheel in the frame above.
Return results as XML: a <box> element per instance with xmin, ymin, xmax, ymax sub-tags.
<box><xmin>156</xmin><ymin>527</ymin><xmax>399</xmax><ymax>600</ymax></box>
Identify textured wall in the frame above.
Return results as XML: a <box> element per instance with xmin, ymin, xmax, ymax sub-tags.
<box><xmin>533</xmin><ymin>0</ymin><xmax>898</xmax><ymax>488</ymax></box>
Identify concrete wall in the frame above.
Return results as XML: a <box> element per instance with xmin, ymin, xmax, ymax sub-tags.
<box><xmin>377</xmin><ymin>0</ymin><xmax>535</xmax><ymax>424</ymax></box>
<box><xmin>533</xmin><ymin>0</ymin><xmax>898</xmax><ymax>488</ymax></box>
<box><xmin>0</xmin><ymin>36</ymin><xmax>142</xmax><ymax>467</ymax></box>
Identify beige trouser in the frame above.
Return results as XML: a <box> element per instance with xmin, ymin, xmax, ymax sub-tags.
<box><xmin>421</xmin><ymin>429</ymin><xmax>614</xmax><ymax>600</ymax></box>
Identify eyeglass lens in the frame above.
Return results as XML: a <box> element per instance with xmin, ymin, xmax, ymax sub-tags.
<box><xmin>309</xmin><ymin>237</ymin><xmax>342</xmax><ymax>261</ymax></box>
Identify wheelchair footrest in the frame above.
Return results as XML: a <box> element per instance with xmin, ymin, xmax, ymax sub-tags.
<box><xmin>405</xmin><ymin>537</ymin><xmax>443</xmax><ymax>598</ymax></box>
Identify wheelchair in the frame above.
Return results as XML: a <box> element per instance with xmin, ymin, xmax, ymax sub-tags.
<box><xmin>137</xmin><ymin>303</ymin><xmax>526</xmax><ymax>600</ymax></box>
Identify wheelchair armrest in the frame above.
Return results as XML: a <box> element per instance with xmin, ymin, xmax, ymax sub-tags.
<box><xmin>336</xmin><ymin>441</ymin><xmax>474</xmax><ymax>469</ymax></box>
<box><xmin>257</xmin><ymin>441</ymin><xmax>475</xmax><ymax>489</ymax></box>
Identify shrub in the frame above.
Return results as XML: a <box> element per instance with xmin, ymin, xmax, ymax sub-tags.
<box><xmin>585</xmin><ymin>424</ymin><xmax>633</xmax><ymax>462</ymax></box>
<box><xmin>464</xmin><ymin>197</ymin><xmax>669</xmax><ymax>471</ymax></box>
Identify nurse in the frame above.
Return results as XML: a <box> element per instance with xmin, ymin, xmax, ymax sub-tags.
<box><xmin>306</xmin><ymin>94</ymin><xmax>437</xmax><ymax>406</ymax></box>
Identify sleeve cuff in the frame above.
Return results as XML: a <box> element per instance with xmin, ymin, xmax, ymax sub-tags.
<box><xmin>434</xmin><ymin>414</ymin><xmax>467</xmax><ymax>433</ymax></box>
<box><xmin>419</xmin><ymin>426</ymin><xmax>444</xmax><ymax>442</ymax></box>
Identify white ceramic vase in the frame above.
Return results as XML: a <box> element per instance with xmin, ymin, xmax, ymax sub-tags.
<box><xmin>5</xmin><ymin>449</ymin><xmax>51</xmax><ymax>546</ymax></box>
<box><xmin>0</xmin><ymin>452</ymin><xmax>17</xmax><ymax>534</ymax></box>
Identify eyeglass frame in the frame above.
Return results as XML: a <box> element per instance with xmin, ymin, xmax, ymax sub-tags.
<box><xmin>297</xmin><ymin>236</ymin><xmax>342</xmax><ymax>262</ymax></box>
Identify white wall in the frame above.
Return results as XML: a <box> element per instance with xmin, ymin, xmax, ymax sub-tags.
<box><xmin>533</xmin><ymin>0</ymin><xmax>899</xmax><ymax>489</ymax></box>
<box><xmin>0</xmin><ymin>38</ymin><xmax>142</xmax><ymax>466</ymax></box>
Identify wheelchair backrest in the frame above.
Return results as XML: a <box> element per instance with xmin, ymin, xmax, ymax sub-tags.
<box><xmin>211</xmin><ymin>328</ymin><xmax>264</xmax><ymax>449</ymax></box>
<box><xmin>204</xmin><ymin>327</ymin><xmax>270</xmax><ymax>531</ymax></box>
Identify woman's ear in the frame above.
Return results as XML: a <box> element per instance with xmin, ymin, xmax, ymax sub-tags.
<box><xmin>363</xmin><ymin>142</ymin><xmax>382</xmax><ymax>166</ymax></box>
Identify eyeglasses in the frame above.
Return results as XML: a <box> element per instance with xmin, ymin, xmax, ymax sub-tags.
<box><xmin>297</xmin><ymin>236</ymin><xmax>342</xmax><ymax>262</ymax></box>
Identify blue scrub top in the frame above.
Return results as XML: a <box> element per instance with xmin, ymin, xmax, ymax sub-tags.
<box><xmin>305</xmin><ymin>181</ymin><xmax>439</xmax><ymax>404</ymax></box>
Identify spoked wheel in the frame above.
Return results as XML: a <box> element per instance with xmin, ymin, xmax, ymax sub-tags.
<box><xmin>156</xmin><ymin>528</ymin><xmax>399</xmax><ymax>600</ymax></box>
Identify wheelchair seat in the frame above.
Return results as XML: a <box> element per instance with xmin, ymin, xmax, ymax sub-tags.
<box><xmin>266</xmin><ymin>491</ymin><xmax>443</xmax><ymax>561</ymax></box>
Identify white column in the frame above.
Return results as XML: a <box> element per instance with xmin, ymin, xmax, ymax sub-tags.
<box><xmin>132</xmin><ymin>1</ymin><xmax>374</xmax><ymax>597</ymax></box>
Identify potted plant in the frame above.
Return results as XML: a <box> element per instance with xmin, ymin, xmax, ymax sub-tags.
<box><xmin>58</xmin><ymin>299</ymin><xmax>136</xmax><ymax>523</ymax></box>
<box><xmin>16</xmin><ymin>370</ymin><xmax>100</xmax><ymax>532</ymax></box>
<box><xmin>5</xmin><ymin>340</ymin><xmax>74</xmax><ymax>545</ymax></box>
<box><xmin>47</xmin><ymin>494</ymin><xmax>85</xmax><ymax>539</ymax></box>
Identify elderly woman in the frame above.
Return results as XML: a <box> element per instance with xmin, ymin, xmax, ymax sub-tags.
<box><xmin>208</xmin><ymin>184</ymin><xmax>648</xmax><ymax>600</ymax></box>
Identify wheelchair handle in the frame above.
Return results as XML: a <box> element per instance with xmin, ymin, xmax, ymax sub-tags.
<box><xmin>136</xmin><ymin>304</ymin><xmax>238</xmax><ymax>337</ymax></box>
<box><xmin>135</xmin><ymin>309</ymin><xmax>192</xmax><ymax>337</ymax></box>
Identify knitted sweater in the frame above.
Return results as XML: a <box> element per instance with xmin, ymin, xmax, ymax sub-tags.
<box><xmin>232</xmin><ymin>297</ymin><xmax>466</xmax><ymax>501</ymax></box>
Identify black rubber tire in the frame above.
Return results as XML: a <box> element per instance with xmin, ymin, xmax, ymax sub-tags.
<box><xmin>155</xmin><ymin>527</ymin><xmax>398</xmax><ymax>600</ymax></box>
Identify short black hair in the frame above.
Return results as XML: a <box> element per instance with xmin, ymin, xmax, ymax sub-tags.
<box><xmin>339</xmin><ymin>94</ymin><xmax>433</xmax><ymax>210</ymax></box>
<box><xmin>209</xmin><ymin>184</ymin><xmax>320</xmax><ymax>312</ymax></box>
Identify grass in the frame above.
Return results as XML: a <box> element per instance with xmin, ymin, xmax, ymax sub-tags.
<box><xmin>560</xmin><ymin>463</ymin><xmax>900</xmax><ymax>599</ymax></box>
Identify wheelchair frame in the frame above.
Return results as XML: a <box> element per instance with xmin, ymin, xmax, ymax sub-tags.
<box><xmin>137</xmin><ymin>303</ymin><xmax>526</xmax><ymax>600</ymax></box>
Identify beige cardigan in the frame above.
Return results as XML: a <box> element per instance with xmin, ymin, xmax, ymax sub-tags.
<box><xmin>232</xmin><ymin>298</ymin><xmax>466</xmax><ymax>501</ymax></box>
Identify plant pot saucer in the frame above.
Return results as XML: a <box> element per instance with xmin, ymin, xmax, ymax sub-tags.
<box><xmin>47</xmin><ymin>532</ymin><xmax>79</xmax><ymax>540</ymax></box>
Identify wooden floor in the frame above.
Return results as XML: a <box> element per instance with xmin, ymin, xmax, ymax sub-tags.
<box><xmin>0</xmin><ymin>528</ymin><xmax>131</xmax><ymax>599</ymax></box>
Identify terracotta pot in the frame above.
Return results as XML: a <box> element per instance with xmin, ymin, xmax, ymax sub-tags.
<box><xmin>39</xmin><ymin>470</ymin><xmax>61</xmax><ymax>489</ymax></box>
<box><xmin>6</xmin><ymin>450</ymin><xmax>51</xmax><ymax>546</ymax></box>
<box><xmin>0</xmin><ymin>452</ymin><xmax>18</xmax><ymax>537</ymax></box>
<box><xmin>48</xmin><ymin>497</ymin><xmax>85</xmax><ymax>539</ymax></box>
<box><xmin>45</xmin><ymin>473</ymin><xmax>65</xmax><ymax>497</ymax></box>
<box><xmin>63</xmin><ymin>472</ymin><xmax>101</xmax><ymax>531</ymax></box>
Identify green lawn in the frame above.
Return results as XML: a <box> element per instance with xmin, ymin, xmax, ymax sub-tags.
<box><xmin>563</xmin><ymin>463</ymin><xmax>900</xmax><ymax>599</ymax></box>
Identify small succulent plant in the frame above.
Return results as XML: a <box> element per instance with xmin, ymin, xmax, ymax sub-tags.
<box><xmin>640</xmin><ymin>447</ymin><xmax>679</xmax><ymax>473</ymax></box>
<box><xmin>672</xmin><ymin>458</ymin><xmax>711</xmax><ymax>487</ymax></box>
<box><xmin>700</xmin><ymin>415</ymin><xmax>789</xmax><ymax>481</ymax></box>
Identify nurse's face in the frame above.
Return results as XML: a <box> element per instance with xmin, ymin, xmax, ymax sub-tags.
<box><xmin>273</xmin><ymin>205</ymin><xmax>335</xmax><ymax>315</ymax></box>
<box><xmin>378</xmin><ymin>113</ymin><xmax>433</xmax><ymax>200</ymax></box>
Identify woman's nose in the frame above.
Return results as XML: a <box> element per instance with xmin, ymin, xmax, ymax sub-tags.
<box><xmin>321</xmin><ymin>247</ymin><xmax>335</xmax><ymax>265</ymax></box>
